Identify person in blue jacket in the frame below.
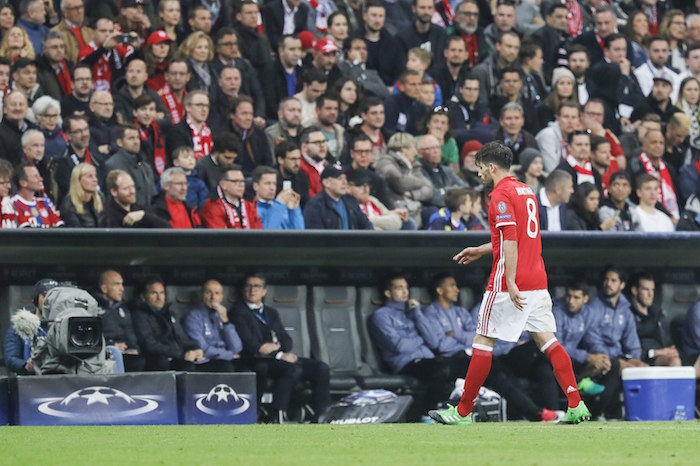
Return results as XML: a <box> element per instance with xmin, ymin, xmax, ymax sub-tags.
<box><xmin>552</xmin><ymin>282</ymin><xmax>622</xmax><ymax>419</ymax></box>
<box><xmin>370</xmin><ymin>273</ymin><xmax>451</xmax><ymax>420</ymax></box>
<box><xmin>183</xmin><ymin>279</ymin><xmax>243</xmax><ymax>372</ymax></box>
<box><xmin>252</xmin><ymin>166</ymin><xmax>304</xmax><ymax>230</ymax></box>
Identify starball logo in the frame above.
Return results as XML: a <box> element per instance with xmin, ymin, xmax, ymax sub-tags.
<box><xmin>194</xmin><ymin>383</ymin><xmax>252</xmax><ymax>416</ymax></box>
<box><xmin>35</xmin><ymin>386</ymin><xmax>161</xmax><ymax>419</ymax></box>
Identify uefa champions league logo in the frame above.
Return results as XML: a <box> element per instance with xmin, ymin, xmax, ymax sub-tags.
<box><xmin>194</xmin><ymin>383</ymin><xmax>252</xmax><ymax>416</ymax></box>
<box><xmin>36</xmin><ymin>386</ymin><xmax>161</xmax><ymax>419</ymax></box>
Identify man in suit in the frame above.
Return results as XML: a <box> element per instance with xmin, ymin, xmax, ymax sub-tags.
<box><xmin>229</xmin><ymin>273</ymin><xmax>330</xmax><ymax>423</ymax></box>
<box><xmin>537</xmin><ymin>169</ymin><xmax>574</xmax><ymax>232</ymax></box>
<box><xmin>262</xmin><ymin>0</ymin><xmax>309</xmax><ymax>52</ymax></box>
<box><xmin>573</xmin><ymin>6</ymin><xmax>634</xmax><ymax>66</ymax></box>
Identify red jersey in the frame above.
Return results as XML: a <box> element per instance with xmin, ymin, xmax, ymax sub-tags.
<box><xmin>11</xmin><ymin>195</ymin><xmax>63</xmax><ymax>228</ymax></box>
<box><xmin>487</xmin><ymin>176</ymin><xmax>547</xmax><ymax>292</ymax></box>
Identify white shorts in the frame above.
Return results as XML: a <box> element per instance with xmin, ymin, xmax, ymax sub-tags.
<box><xmin>476</xmin><ymin>289</ymin><xmax>556</xmax><ymax>342</ymax></box>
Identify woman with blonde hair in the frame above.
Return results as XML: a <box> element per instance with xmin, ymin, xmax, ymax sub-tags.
<box><xmin>60</xmin><ymin>163</ymin><xmax>104</xmax><ymax>228</ymax></box>
<box><xmin>179</xmin><ymin>31</ymin><xmax>216</xmax><ymax>93</ymax></box>
<box><xmin>0</xmin><ymin>25</ymin><xmax>35</xmax><ymax>61</ymax></box>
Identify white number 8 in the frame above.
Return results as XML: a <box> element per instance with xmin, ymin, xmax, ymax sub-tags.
<box><xmin>526</xmin><ymin>198</ymin><xmax>538</xmax><ymax>239</ymax></box>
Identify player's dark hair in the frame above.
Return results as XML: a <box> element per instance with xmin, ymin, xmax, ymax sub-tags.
<box><xmin>565</xmin><ymin>281</ymin><xmax>590</xmax><ymax>295</ymax></box>
<box><xmin>475</xmin><ymin>141</ymin><xmax>513</xmax><ymax>170</ymax></box>
<box><xmin>629</xmin><ymin>271</ymin><xmax>655</xmax><ymax>290</ymax></box>
<box><xmin>382</xmin><ymin>272</ymin><xmax>407</xmax><ymax>295</ymax></box>
<box><xmin>602</xmin><ymin>264</ymin><xmax>627</xmax><ymax>284</ymax></box>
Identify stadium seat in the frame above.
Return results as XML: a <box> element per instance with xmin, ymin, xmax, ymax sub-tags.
<box><xmin>660</xmin><ymin>284</ymin><xmax>700</xmax><ymax>322</ymax></box>
<box><xmin>263</xmin><ymin>285</ymin><xmax>310</xmax><ymax>358</ymax></box>
<box><xmin>308</xmin><ymin>286</ymin><xmax>362</xmax><ymax>392</ymax></box>
<box><xmin>460</xmin><ymin>287</ymin><xmax>475</xmax><ymax>311</ymax></box>
<box><xmin>356</xmin><ymin>286</ymin><xmax>421</xmax><ymax>391</ymax></box>
<box><xmin>167</xmin><ymin>285</ymin><xmax>201</xmax><ymax>321</ymax></box>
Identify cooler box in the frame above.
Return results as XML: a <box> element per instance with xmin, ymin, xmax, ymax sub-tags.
<box><xmin>622</xmin><ymin>367</ymin><xmax>696</xmax><ymax>421</ymax></box>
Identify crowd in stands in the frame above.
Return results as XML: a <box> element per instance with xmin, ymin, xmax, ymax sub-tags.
<box><xmin>5</xmin><ymin>268</ymin><xmax>699</xmax><ymax>422</ymax></box>
<box><xmin>0</xmin><ymin>0</ymin><xmax>699</xmax><ymax>232</ymax></box>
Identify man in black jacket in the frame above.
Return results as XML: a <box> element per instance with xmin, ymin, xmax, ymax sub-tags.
<box><xmin>234</xmin><ymin>1</ymin><xmax>274</xmax><ymax>92</ymax></box>
<box><xmin>93</xmin><ymin>269</ymin><xmax>146</xmax><ymax>372</ymax></box>
<box><xmin>303</xmin><ymin>165</ymin><xmax>374</xmax><ymax>230</ymax></box>
<box><xmin>261</xmin><ymin>0</ymin><xmax>309</xmax><ymax>53</ymax></box>
<box><xmin>132</xmin><ymin>277</ymin><xmax>204</xmax><ymax>371</ymax></box>
<box><xmin>104</xmin><ymin>124</ymin><xmax>157</xmax><ymax>206</ymax></box>
<box><xmin>99</xmin><ymin>169</ymin><xmax>170</xmax><ymax>228</ymax></box>
<box><xmin>266</xmin><ymin>34</ymin><xmax>304</xmax><ymax>119</ymax></box>
<box><xmin>229</xmin><ymin>272</ymin><xmax>330</xmax><ymax>423</ymax></box>
<box><xmin>396</xmin><ymin>0</ymin><xmax>446</xmax><ymax>67</ymax></box>
<box><xmin>53</xmin><ymin>114</ymin><xmax>103</xmax><ymax>204</ymax></box>
<box><xmin>0</xmin><ymin>91</ymin><xmax>35</xmax><ymax>167</ymax></box>
<box><xmin>228</xmin><ymin>96</ymin><xmax>274</xmax><ymax>178</ymax></box>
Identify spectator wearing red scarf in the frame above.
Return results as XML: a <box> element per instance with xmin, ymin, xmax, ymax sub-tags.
<box><xmin>35</xmin><ymin>32</ymin><xmax>73</xmax><ymax>101</ymax></box>
<box><xmin>151</xmin><ymin>167</ymin><xmax>201</xmax><ymax>229</ymax></box>
<box><xmin>200</xmin><ymin>164</ymin><xmax>261</xmax><ymax>229</ymax></box>
<box><xmin>133</xmin><ymin>94</ymin><xmax>167</xmax><ymax>182</ymax></box>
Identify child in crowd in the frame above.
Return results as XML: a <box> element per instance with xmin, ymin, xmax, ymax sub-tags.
<box><xmin>394</xmin><ymin>47</ymin><xmax>443</xmax><ymax>106</ymax></box>
<box><xmin>171</xmin><ymin>146</ymin><xmax>209</xmax><ymax>208</ymax></box>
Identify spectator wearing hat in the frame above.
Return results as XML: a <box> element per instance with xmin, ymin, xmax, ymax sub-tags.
<box><xmin>262</xmin><ymin>0</ymin><xmax>310</xmax><ymax>53</ymax></box>
<box><xmin>3</xmin><ymin>278</ymin><xmax>57</xmax><ymax>375</ymax></box>
<box><xmin>494</xmin><ymin>102</ymin><xmax>538</xmax><ymax>165</ymax></box>
<box><xmin>310</xmin><ymin>37</ymin><xmax>341</xmax><ymax>85</ymax></box>
<box><xmin>347</xmin><ymin>168</ymin><xmax>414</xmax><ymax>231</ymax></box>
<box><xmin>51</xmin><ymin>0</ymin><xmax>92</xmax><ymax>63</ymax></box>
<box><xmin>458</xmin><ymin>140</ymin><xmax>483</xmax><ymax>190</ymax></box>
<box><xmin>267</xmin><ymin>34</ymin><xmax>305</xmax><ymax>120</ymax></box>
<box><xmin>515</xmin><ymin>148</ymin><xmax>546</xmax><ymax>194</ymax></box>
<box><xmin>303</xmin><ymin>165</ymin><xmax>373</xmax><ymax>230</ymax></box>
<box><xmin>200</xmin><ymin>164</ymin><xmax>262</xmax><ymax>229</ymax></box>
<box><xmin>144</xmin><ymin>30</ymin><xmax>173</xmax><ymax>92</ymax></box>
<box><xmin>536</xmin><ymin>66</ymin><xmax>577</xmax><ymax>131</ymax></box>
<box><xmin>252</xmin><ymin>165</ymin><xmax>304</xmax><ymax>230</ymax></box>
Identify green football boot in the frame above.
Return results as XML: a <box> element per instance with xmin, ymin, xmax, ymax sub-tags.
<box><xmin>577</xmin><ymin>377</ymin><xmax>605</xmax><ymax>396</ymax></box>
<box><xmin>560</xmin><ymin>401</ymin><xmax>592</xmax><ymax>424</ymax></box>
<box><xmin>428</xmin><ymin>405</ymin><xmax>473</xmax><ymax>425</ymax></box>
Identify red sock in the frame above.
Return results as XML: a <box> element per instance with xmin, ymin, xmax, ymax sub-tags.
<box><xmin>457</xmin><ymin>345</ymin><xmax>492</xmax><ymax>417</ymax></box>
<box><xmin>543</xmin><ymin>340</ymin><xmax>582</xmax><ymax>409</ymax></box>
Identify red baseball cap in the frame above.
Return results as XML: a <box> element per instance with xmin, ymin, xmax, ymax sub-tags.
<box><xmin>299</xmin><ymin>30</ymin><xmax>315</xmax><ymax>51</ymax></box>
<box><xmin>314</xmin><ymin>38</ymin><xmax>339</xmax><ymax>54</ymax></box>
<box><xmin>146</xmin><ymin>30</ymin><xmax>171</xmax><ymax>47</ymax></box>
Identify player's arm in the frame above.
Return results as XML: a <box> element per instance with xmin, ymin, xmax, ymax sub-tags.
<box><xmin>503</xmin><ymin>240</ymin><xmax>525</xmax><ymax>311</ymax></box>
<box><xmin>453</xmin><ymin>242</ymin><xmax>492</xmax><ymax>265</ymax></box>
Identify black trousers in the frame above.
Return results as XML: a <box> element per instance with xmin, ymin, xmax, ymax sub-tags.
<box><xmin>123</xmin><ymin>354</ymin><xmax>146</xmax><ymax>372</ymax></box>
<box><xmin>144</xmin><ymin>355</ymin><xmax>241</xmax><ymax>373</ymax></box>
<box><xmin>399</xmin><ymin>358</ymin><xmax>451</xmax><ymax>419</ymax></box>
<box><xmin>499</xmin><ymin>340</ymin><xmax>561</xmax><ymax>412</ymax></box>
<box><xmin>251</xmin><ymin>357</ymin><xmax>331</xmax><ymax>418</ymax></box>
<box><xmin>573</xmin><ymin>357</ymin><xmax>621</xmax><ymax>419</ymax></box>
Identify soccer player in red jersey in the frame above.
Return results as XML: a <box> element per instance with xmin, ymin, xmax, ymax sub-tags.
<box><xmin>429</xmin><ymin>142</ymin><xmax>590</xmax><ymax>425</ymax></box>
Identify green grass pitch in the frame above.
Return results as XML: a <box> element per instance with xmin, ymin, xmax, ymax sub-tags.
<box><xmin>1</xmin><ymin>422</ymin><xmax>698</xmax><ymax>465</ymax></box>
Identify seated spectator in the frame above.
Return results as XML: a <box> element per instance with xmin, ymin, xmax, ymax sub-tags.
<box><xmin>681</xmin><ymin>299</ymin><xmax>700</xmax><ymax>378</ymax></box>
<box><xmin>299</xmin><ymin>126</ymin><xmax>328</xmax><ymax>199</ymax></box>
<box><xmin>421</xmin><ymin>107</ymin><xmax>459</xmax><ymax>173</ymax></box>
<box><xmin>565</xmin><ymin>182</ymin><xmax>608</xmax><ymax>231</ymax></box>
<box><xmin>165</xmin><ymin>90</ymin><xmax>213</xmax><ymax>162</ymax></box>
<box><xmin>515</xmin><ymin>148</ymin><xmax>546</xmax><ymax>195</ymax></box>
<box><xmin>151</xmin><ymin>167</ymin><xmax>201</xmax><ymax>229</ymax></box>
<box><xmin>132</xmin><ymin>277</ymin><xmax>205</xmax><ymax>371</ymax></box>
<box><xmin>494</xmin><ymin>102</ymin><xmax>538</xmax><ymax>165</ymax></box>
<box><xmin>60</xmin><ymin>63</ymin><xmax>92</xmax><ymax>118</ymax></box>
<box><xmin>93</xmin><ymin>269</ymin><xmax>146</xmax><ymax>372</ymax></box>
<box><xmin>113</xmin><ymin>58</ymin><xmax>170</xmax><ymax>128</ymax></box>
<box><xmin>179</xmin><ymin>31</ymin><xmax>217</xmax><ymax>95</ymax></box>
<box><xmin>336</xmin><ymin>37</ymin><xmax>389</xmax><ymax>100</ymax></box>
<box><xmin>598</xmin><ymin>171</ymin><xmax>641</xmax><ymax>232</ymax></box>
<box><xmin>348</xmin><ymin>97</ymin><xmax>388</xmax><ymax>161</ymax></box>
<box><xmin>518</xmin><ymin>40</ymin><xmax>546</xmax><ymax>108</ymax></box>
<box><xmin>457</xmin><ymin>140</ymin><xmax>484</xmax><ymax>190</ymax></box>
<box><xmin>312</xmin><ymin>94</ymin><xmax>344</xmax><ymax>162</ymax></box>
<box><xmin>581</xmin><ymin>98</ymin><xmax>626</xmax><ymax>173</ymax></box>
<box><xmin>536</xmin><ymin>102</ymin><xmax>581</xmax><ymax>173</ymax></box>
<box><xmin>663</xmin><ymin>113</ymin><xmax>691</xmax><ymax>174</ymax></box>
<box><xmin>427</xmin><ymin>187</ymin><xmax>475</xmax><ymax>231</ymax></box>
<box><xmin>556</xmin><ymin>130</ymin><xmax>604</xmax><ymax>192</ymax></box>
<box><xmin>183</xmin><ymin>279</ymin><xmax>243</xmax><ymax>372</ymax></box>
<box><xmin>228</xmin><ymin>95</ymin><xmax>273</xmax><ymax>178</ymax></box>
<box><xmin>418</xmin><ymin>134</ymin><xmax>469</xmax><ymax>211</ymax></box>
<box><xmin>17</xmin><ymin>0</ymin><xmax>50</xmax><ymax>56</ymax></box>
<box><xmin>384</xmin><ymin>70</ymin><xmax>427</xmax><ymax>136</ymax></box>
<box><xmin>633</xmin><ymin>36</ymin><xmax>680</xmax><ymax>99</ymax></box>
<box><xmin>537</xmin><ymin>169</ymin><xmax>573</xmax><ymax>232</ymax></box>
<box><xmin>195</xmin><ymin>133</ymin><xmax>240</xmax><ymax>195</ymax></box>
<box><xmin>3</xmin><ymin>278</ymin><xmax>56</xmax><ymax>374</ymax></box>
<box><xmin>634</xmin><ymin>174</ymin><xmax>676</xmax><ymax>232</ymax></box>
<box><xmin>0</xmin><ymin>160</ymin><xmax>16</xmax><ymax>228</ymax></box>
<box><xmin>432</xmin><ymin>36</ymin><xmax>469</xmax><ymax>103</ymax></box>
<box><xmin>589</xmin><ymin>136</ymin><xmax>615</xmax><ymax>193</ymax></box>
<box><xmin>347</xmin><ymin>168</ymin><xmax>414</xmax><ymax>231</ymax></box>
<box><xmin>619</xmin><ymin>113</ymin><xmax>662</xmax><ymax>160</ymax></box>
<box><xmin>393</xmin><ymin>47</ymin><xmax>442</xmax><ymax>106</ymax></box>
<box><xmin>11</xmin><ymin>57</ymin><xmax>42</xmax><ymax>110</ymax></box>
<box><xmin>537</xmin><ymin>67</ymin><xmax>578</xmax><ymax>131</ymax></box>
<box><xmin>303</xmin><ymin>166</ymin><xmax>373</xmax><ymax>230</ymax></box>
<box><xmin>158</xmin><ymin>58</ymin><xmax>190</xmax><ymax>126</ymax></box>
<box><xmin>678</xmin><ymin>77</ymin><xmax>700</xmax><ymax>150</ymax></box>
<box><xmin>630</xmin><ymin>76</ymin><xmax>682</xmax><ymax>124</ymax></box>
<box><xmin>0</xmin><ymin>91</ymin><xmax>35</xmax><ymax>167</ymax></box>
<box><xmin>229</xmin><ymin>273</ymin><xmax>331</xmax><ymax>423</ymax></box>
<box><xmin>552</xmin><ymin>282</ymin><xmax>622</xmax><ymax>419</ymax></box>
<box><xmin>628</xmin><ymin>272</ymin><xmax>681</xmax><ymax>367</ymax></box>
<box><xmin>489</xmin><ymin>66</ymin><xmax>538</xmax><ymax>135</ymax></box>
<box><xmin>60</xmin><ymin>163</ymin><xmax>104</xmax><ymax>228</ymax></box>
<box><xmin>445</xmin><ymin>73</ymin><xmax>490</xmax><ymax>132</ymax></box>
<box><xmin>252</xmin><ymin>166</ymin><xmax>304</xmax><ymax>230</ymax></box>
<box><xmin>172</xmin><ymin>146</ymin><xmax>208</xmax><ymax>209</ymax></box>
<box><xmin>100</xmin><ymin>170</ymin><xmax>170</xmax><ymax>228</ymax></box>
<box><xmin>275</xmin><ymin>141</ymin><xmax>310</xmax><ymax>209</ymax></box>
<box><xmin>88</xmin><ymin>91</ymin><xmax>118</xmax><ymax>156</ymax></box>
<box><xmin>31</xmin><ymin>95</ymin><xmax>66</xmax><ymax>162</ymax></box>
<box><xmin>0</xmin><ymin>26</ymin><xmax>35</xmax><ymax>63</ymax></box>
<box><xmin>370</xmin><ymin>273</ymin><xmax>452</xmax><ymax>420</ymax></box>
<box><xmin>375</xmin><ymin>132</ymin><xmax>432</xmax><ymax>227</ymax></box>
<box><xmin>144</xmin><ymin>30</ymin><xmax>173</xmax><ymax>92</ymax></box>
<box><xmin>132</xmin><ymin>94</ymin><xmax>167</xmax><ymax>182</ymax></box>
<box><xmin>343</xmin><ymin>133</ymin><xmax>393</xmax><ymax>208</ymax></box>
<box><xmin>104</xmin><ymin>124</ymin><xmax>157</xmax><ymax>207</ymax></box>
<box><xmin>295</xmin><ymin>68</ymin><xmax>327</xmax><ymax>127</ymax></box>
<box><xmin>587</xmin><ymin>266</ymin><xmax>647</xmax><ymax>372</ymax></box>
<box><xmin>200</xmin><ymin>164</ymin><xmax>262</xmax><ymax>229</ymax></box>
<box><xmin>265</xmin><ymin>97</ymin><xmax>303</xmax><ymax>152</ymax></box>
<box><xmin>20</xmin><ymin>129</ymin><xmax>51</xmax><ymax>196</ymax></box>
<box><xmin>11</xmin><ymin>162</ymin><xmax>63</xmax><ymax>228</ymax></box>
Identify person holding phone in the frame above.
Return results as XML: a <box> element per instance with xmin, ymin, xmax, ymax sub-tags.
<box><xmin>252</xmin><ymin>166</ymin><xmax>304</xmax><ymax>230</ymax></box>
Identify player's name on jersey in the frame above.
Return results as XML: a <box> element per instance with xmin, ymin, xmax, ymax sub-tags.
<box><xmin>516</xmin><ymin>187</ymin><xmax>534</xmax><ymax>196</ymax></box>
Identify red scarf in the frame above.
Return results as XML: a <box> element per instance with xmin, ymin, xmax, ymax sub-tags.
<box><xmin>56</xmin><ymin>60</ymin><xmax>72</xmax><ymax>95</ymax></box>
<box><xmin>359</xmin><ymin>200</ymin><xmax>382</xmax><ymax>218</ymax></box>
<box><xmin>461</xmin><ymin>32</ymin><xmax>479</xmax><ymax>67</ymax></box>
<box><xmin>187</xmin><ymin>117</ymin><xmax>212</xmax><ymax>160</ymax></box>
<box><xmin>566</xmin><ymin>154</ymin><xmax>595</xmax><ymax>185</ymax></box>
<box><xmin>695</xmin><ymin>159</ymin><xmax>700</xmax><ymax>178</ymax></box>
<box><xmin>567</xmin><ymin>0</ymin><xmax>583</xmax><ymax>38</ymax></box>
<box><xmin>70</xmin><ymin>26</ymin><xmax>92</xmax><ymax>59</ymax></box>
<box><xmin>146</xmin><ymin>62</ymin><xmax>167</xmax><ymax>92</ymax></box>
<box><xmin>645</xmin><ymin>6</ymin><xmax>659</xmax><ymax>36</ymax></box>
<box><xmin>640</xmin><ymin>152</ymin><xmax>679</xmax><ymax>217</ymax></box>
<box><xmin>159</xmin><ymin>84</ymin><xmax>186</xmax><ymax>125</ymax></box>
<box><xmin>441</xmin><ymin>0</ymin><xmax>454</xmax><ymax>24</ymax></box>
<box><xmin>216</xmin><ymin>185</ymin><xmax>250</xmax><ymax>229</ymax></box>
<box><xmin>136</xmin><ymin>119</ymin><xmax>166</xmax><ymax>176</ymax></box>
